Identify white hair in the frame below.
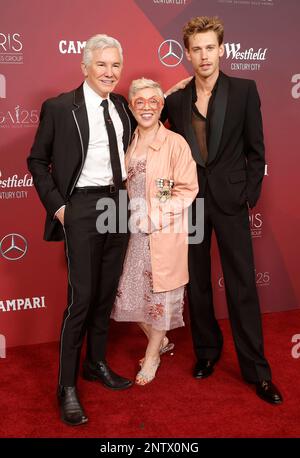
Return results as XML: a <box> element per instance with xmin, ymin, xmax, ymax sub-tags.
<box><xmin>83</xmin><ymin>34</ymin><xmax>123</xmax><ymax>66</ymax></box>
<box><xmin>128</xmin><ymin>78</ymin><xmax>164</xmax><ymax>101</ymax></box>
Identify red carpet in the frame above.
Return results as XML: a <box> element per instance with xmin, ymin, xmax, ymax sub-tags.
<box><xmin>0</xmin><ymin>310</ymin><xmax>299</xmax><ymax>438</ymax></box>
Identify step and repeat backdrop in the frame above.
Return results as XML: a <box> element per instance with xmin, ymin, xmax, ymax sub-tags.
<box><xmin>1</xmin><ymin>0</ymin><xmax>299</xmax><ymax>347</ymax></box>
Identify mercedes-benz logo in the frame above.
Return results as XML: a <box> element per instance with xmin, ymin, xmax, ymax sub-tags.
<box><xmin>0</xmin><ymin>233</ymin><xmax>28</xmax><ymax>261</ymax></box>
<box><xmin>158</xmin><ymin>39</ymin><xmax>183</xmax><ymax>67</ymax></box>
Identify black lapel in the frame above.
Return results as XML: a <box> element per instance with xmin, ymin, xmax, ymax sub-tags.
<box><xmin>72</xmin><ymin>84</ymin><xmax>89</xmax><ymax>157</ymax></box>
<box><xmin>110</xmin><ymin>94</ymin><xmax>131</xmax><ymax>151</ymax></box>
<box><xmin>207</xmin><ymin>72</ymin><xmax>229</xmax><ymax>165</ymax></box>
<box><xmin>182</xmin><ymin>78</ymin><xmax>206</xmax><ymax>167</ymax></box>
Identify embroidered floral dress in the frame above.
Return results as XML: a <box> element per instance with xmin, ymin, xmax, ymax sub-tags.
<box><xmin>111</xmin><ymin>153</ymin><xmax>185</xmax><ymax>331</ymax></box>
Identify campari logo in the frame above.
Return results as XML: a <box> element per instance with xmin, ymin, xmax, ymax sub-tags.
<box><xmin>0</xmin><ymin>296</ymin><xmax>46</xmax><ymax>312</ymax></box>
<box><xmin>59</xmin><ymin>40</ymin><xmax>86</xmax><ymax>54</ymax></box>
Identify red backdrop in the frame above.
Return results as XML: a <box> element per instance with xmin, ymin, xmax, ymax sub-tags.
<box><xmin>1</xmin><ymin>0</ymin><xmax>299</xmax><ymax>347</ymax></box>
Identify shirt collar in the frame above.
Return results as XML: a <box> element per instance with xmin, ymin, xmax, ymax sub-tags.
<box><xmin>83</xmin><ymin>81</ymin><xmax>111</xmax><ymax>108</ymax></box>
<box><xmin>192</xmin><ymin>73</ymin><xmax>220</xmax><ymax>103</ymax></box>
<box><xmin>132</xmin><ymin>121</ymin><xmax>167</xmax><ymax>152</ymax></box>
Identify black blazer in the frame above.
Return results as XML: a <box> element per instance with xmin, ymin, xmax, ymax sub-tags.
<box><xmin>164</xmin><ymin>72</ymin><xmax>265</xmax><ymax>215</ymax></box>
<box><xmin>28</xmin><ymin>84</ymin><xmax>135</xmax><ymax>241</ymax></box>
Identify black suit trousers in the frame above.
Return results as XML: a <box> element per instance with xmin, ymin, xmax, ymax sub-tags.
<box><xmin>187</xmin><ymin>187</ymin><xmax>272</xmax><ymax>383</ymax></box>
<box><xmin>58</xmin><ymin>189</ymin><xmax>129</xmax><ymax>386</ymax></box>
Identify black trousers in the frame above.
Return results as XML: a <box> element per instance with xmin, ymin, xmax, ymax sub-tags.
<box><xmin>187</xmin><ymin>188</ymin><xmax>272</xmax><ymax>383</ymax></box>
<box><xmin>59</xmin><ymin>189</ymin><xmax>129</xmax><ymax>386</ymax></box>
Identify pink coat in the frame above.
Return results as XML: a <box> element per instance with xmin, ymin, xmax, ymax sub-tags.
<box><xmin>125</xmin><ymin>122</ymin><xmax>199</xmax><ymax>292</ymax></box>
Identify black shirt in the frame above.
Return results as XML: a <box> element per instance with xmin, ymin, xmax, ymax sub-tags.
<box><xmin>191</xmin><ymin>75</ymin><xmax>219</xmax><ymax>164</ymax></box>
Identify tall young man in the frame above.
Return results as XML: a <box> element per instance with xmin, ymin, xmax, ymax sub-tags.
<box><xmin>165</xmin><ymin>17</ymin><xmax>282</xmax><ymax>404</ymax></box>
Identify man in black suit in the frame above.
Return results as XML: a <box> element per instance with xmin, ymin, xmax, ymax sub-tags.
<box><xmin>165</xmin><ymin>16</ymin><xmax>282</xmax><ymax>404</ymax></box>
<box><xmin>28</xmin><ymin>34</ymin><xmax>135</xmax><ymax>425</ymax></box>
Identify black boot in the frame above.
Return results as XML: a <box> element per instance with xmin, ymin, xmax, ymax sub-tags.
<box><xmin>57</xmin><ymin>385</ymin><xmax>88</xmax><ymax>426</ymax></box>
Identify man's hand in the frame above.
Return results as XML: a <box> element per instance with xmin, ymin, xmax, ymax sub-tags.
<box><xmin>55</xmin><ymin>206</ymin><xmax>66</xmax><ymax>225</ymax></box>
<box><xmin>165</xmin><ymin>76</ymin><xmax>193</xmax><ymax>97</ymax></box>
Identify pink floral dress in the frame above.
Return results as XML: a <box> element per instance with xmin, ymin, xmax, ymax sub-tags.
<box><xmin>111</xmin><ymin>153</ymin><xmax>185</xmax><ymax>331</ymax></box>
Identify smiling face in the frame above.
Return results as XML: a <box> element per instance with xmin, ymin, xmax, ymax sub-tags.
<box><xmin>81</xmin><ymin>46</ymin><xmax>122</xmax><ymax>98</ymax></box>
<box><xmin>130</xmin><ymin>87</ymin><xmax>164</xmax><ymax>130</ymax></box>
<box><xmin>185</xmin><ymin>30</ymin><xmax>224</xmax><ymax>81</ymax></box>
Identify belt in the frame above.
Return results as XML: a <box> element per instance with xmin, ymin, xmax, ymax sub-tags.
<box><xmin>73</xmin><ymin>183</ymin><xmax>126</xmax><ymax>194</ymax></box>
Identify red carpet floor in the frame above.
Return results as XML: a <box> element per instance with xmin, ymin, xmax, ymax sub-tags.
<box><xmin>0</xmin><ymin>310</ymin><xmax>299</xmax><ymax>438</ymax></box>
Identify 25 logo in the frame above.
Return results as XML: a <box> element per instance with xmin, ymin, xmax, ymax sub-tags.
<box><xmin>0</xmin><ymin>106</ymin><xmax>39</xmax><ymax>126</ymax></box>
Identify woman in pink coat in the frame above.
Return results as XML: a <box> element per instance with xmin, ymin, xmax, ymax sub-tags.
<box><xmin>112</xmin><ymin>78</ymin><xmax>198</xmax><ymax>385</ymax></box>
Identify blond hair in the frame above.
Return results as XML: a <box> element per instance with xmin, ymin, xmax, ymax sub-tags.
<box><xmin>128</xmin><ymin>77</ymin><xmax>164</xmax><ymax>102</ymax></box>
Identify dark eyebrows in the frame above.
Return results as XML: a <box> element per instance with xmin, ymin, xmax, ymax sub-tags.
<box><xmin>191</xmin><ymin>44</ymin><xmax>217</xmax><ymax>51</ymax></box>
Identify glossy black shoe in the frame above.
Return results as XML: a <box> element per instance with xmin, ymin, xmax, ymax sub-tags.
<box><xmin>82</xmin><ymin>360</ymin><xmax>133</xmax><ymax>390</ymax></box>
<box><xmin>193</xmin><ymin>358</ymin><xmax>219</xmax><ymax>379</ymax></box>
<box><xmin>57</xmin><ymin>385</ymin><xmax>88</xmax><ymax>426</ymax></box>
<box><xmin>255</xmin><ymin>380</ymin><xmax>283</xmax><ymax>405</ymax></box>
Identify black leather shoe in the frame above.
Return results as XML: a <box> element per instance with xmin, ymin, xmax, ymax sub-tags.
<box><xmin>255</xmin><ymin>380</ymin><xmax>283</xmax><ymax>405</ymax></box>
<box><xmin>193</xmin><ymin>358</ymin><xmax>219</xmax><ymax>379</ymax></box>
<box><xmin>57</xmin><ymin>385</ymin><xmax>88</xmax><ymax>426</ymax></box>
<box><xmin>82</xmin><ymin>360</ymin><xmax>133</xmax><ymax>390</ymax></box>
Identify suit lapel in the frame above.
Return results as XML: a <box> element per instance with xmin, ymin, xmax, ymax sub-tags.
<box><xmin>182</xmin><ymin>79</ymin><xmax>205</xmax><ymax>166</ymax></box>
<box><xmin>72</xmin><ymin>84</ymin><xmax>89</xmax><ymax>157</ymax></box>
<box><xmin>207</xmin><ymin>72</ymin><xmax>229</xmax><ymax>165</ymax></box>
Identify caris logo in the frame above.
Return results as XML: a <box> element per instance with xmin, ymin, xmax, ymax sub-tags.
<box><xmin>0</xmin><ymin>33</ymin><xmax>23</xmax><ymax>64</ymax></box>
<box><xmin>249</xmin><ymin>212</ymin><xmax>263</xmax><ymax>238</ymax></box>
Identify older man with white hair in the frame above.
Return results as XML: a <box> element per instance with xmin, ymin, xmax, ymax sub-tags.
<box><xmin>28</xmin><ymin>34</ymin><xmax>135</xmax><ymax>426</ymax></box>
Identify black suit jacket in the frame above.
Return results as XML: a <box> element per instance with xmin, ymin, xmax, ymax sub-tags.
<box><xmin>28</xmin><ymin>84</ymin><xmax>135</xmax><ymax>241</ymax></box>
<box><xmin>164</xmin><ymin>72</ymin><xmax>265</xmax><ymax>215</ymax></box>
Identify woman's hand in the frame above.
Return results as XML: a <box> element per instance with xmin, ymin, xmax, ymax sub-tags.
<box><xmin>164</xmin><ymin>76</ymin><xmax>193</xmax><ymax>97</ymax></box>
